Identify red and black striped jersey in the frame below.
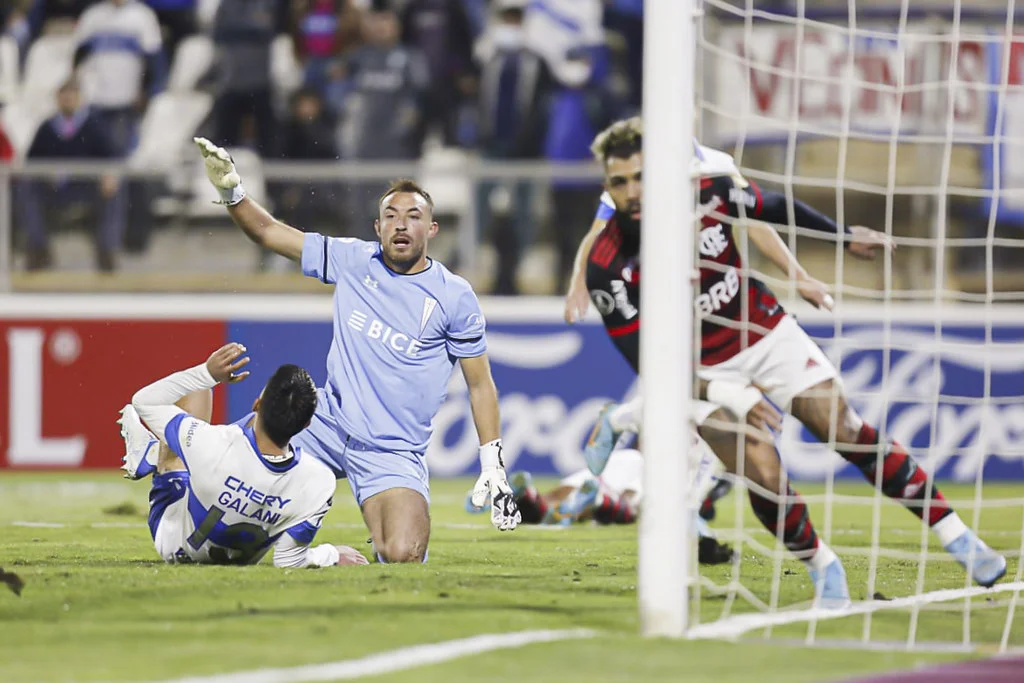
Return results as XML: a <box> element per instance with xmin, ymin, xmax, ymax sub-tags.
<box><xmin>697</xmin><ymin>175</ymin><xmax>785</xmax><ymax>365</ymax></box>
<box><xmin>586</xmin><ymin>216</ymin><xmax>641</xmax><ymax>372</ymax></box>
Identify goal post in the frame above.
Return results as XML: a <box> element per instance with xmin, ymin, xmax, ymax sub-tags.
<box><xmin>637</xmin><ymin>0</ymin><xmax>697</xmax><ymax>638</ymax></box>
<box><xmin>638</xmin><ymin>0</ymin><xmax>1024</xmax><ymax>650</ymax></box>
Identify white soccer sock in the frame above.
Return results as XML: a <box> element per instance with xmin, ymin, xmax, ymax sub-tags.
<box><xmin>931</xmin><ymin>512</ymin><xmax>969</xmax><ymax>547</ymax></box>
<box><xmin>609</xmin><ymin>396</ymin><xmax>643</xmax><ymax>433</ymax></box>
<box><xmin>804</xmin><ymin>539</ymin><xmax>837</xmax><ymax>573</ymax></box>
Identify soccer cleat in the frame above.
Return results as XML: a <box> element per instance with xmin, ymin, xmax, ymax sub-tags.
<box><xmin>699</xmin><ymin>478</ymin><xmax>734</xmax><ymax>522</ymax></box>
<box><xmin>117</xmin><ymin>404</ymin><xmax>158</xmax><ymax>480</ymax></box>
<box><xmin>583</xmin><ymin>402</ymin><xmax>619</xmax><ymax>476</ymax></box>
<box><xmin>808</xmin><ymin>557</ymin><xmax>851</xmax><ymax>610</ymax></box>
<box><xmin>944</xmin><ymin>529</ymin><xmax>1007</xmax><ymax>588</ymax></box>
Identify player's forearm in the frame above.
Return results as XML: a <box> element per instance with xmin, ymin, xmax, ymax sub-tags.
<box><xmin>132</xmin><ymin>364</ymin><xmax>218</xmax><ymax>439</ymax></box>
<box><xmin>571</xmin><ymin>219</ymin><xmax>605</xmax><ymax>284</ymax></box>
<box><xmin>226</xmin><ymin>197</ymin><xmax>304</xmax><ymax>261</ymax></box>
<box><xmin>758</xmin><ymin>190</ymin><xmax>851</xmax><ymax>243</ymax></box>
<box><xmin>467</xmin><ymin>378</ymin><xmax>501</xmax><ymax>444</ymax></box>
<box><xmin>746</xmin><ymin>220</ymin><xmax>810</xmax><ymax>282</ymax></box>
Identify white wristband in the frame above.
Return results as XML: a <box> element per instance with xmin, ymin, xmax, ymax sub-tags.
<box><xmin>306</xmin><ymin>543</ymin><xmax>340</xmax><ymax>568</ymax></box>
<box><xmin>707</xmin><ymin>380</ymin><xmax>763</xmax><ymax>420</ymax></box>
<box><xmin>479</xmin><ymin>438</ymin><xmax>504</xmax><ymax>470</ymax></box>
<box><xmin>217</xmin><ymin>183</ymin><xmax>246</xmax><ymax>206</ymax></box>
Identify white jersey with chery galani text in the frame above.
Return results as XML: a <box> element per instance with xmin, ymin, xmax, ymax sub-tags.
<box><xmin>161</xmin><ymin>414</ymin><xmax>335</xmax><ymax>565</ymax></box>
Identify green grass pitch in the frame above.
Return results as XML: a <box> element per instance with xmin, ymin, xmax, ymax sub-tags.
<box><xmin>0</xmin><ymin>472</ymin><xmax>1021</xmax><ymax>683</ymax></box>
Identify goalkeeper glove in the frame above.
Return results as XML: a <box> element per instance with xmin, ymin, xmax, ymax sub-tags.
<box><xmin>471</xmin><ymin>439</ymin><xmax>521</xmax><ymax>531</ymax></box>
<box><xmin>193</xmin><ymin>136</ymin><xmax>246</xmax><ymax>206</ymax></box>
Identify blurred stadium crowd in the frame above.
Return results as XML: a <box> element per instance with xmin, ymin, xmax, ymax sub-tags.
<box><xmin>0</xmin><ymin>0</ymin><xmax>646</xmax><ymax>287</ymax></box>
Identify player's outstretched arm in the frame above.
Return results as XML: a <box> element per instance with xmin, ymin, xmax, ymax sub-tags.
<box><xmin>744</xmin><ymin>219</ymin><xmax>834</xmax><ymax>311</ymax></box>
<box><xmin>461</xmin><ymin>354</ymin><xmax>521</xmax><ymax>531</ymax></box>
<box><xmin>756</xmin><ymin>188</ymin><xmax>894</xmax><ymax>260</ymax></box>
<box><xmin>565</xmin><ymin>216</ymin><xmax>608</xmax><ymax>323</ymax></box>
<box><xmin>193</xmin><ymin>137</ymin><xmax>305</xmax><ymax>261</ymax></box>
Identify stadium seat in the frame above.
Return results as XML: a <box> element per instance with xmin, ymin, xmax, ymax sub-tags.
<box><xmin>0</xmin><ymin>36</ymin><xmax>19</xmax><ymax>106</ymax></box>
<box><xmin>21</xmin><ymin>35</ymin><xmax>75</xmax><ymax>100</ymax></box>
<box><xmin>187</xmin><ymin>147</ymin><xmax>269</xmax><ymax>219</ymax></box>
<box><xmin>130</xmin><ymin>91</ymin><xmax>214</xmax><ymax>170</ymax></box>
<box><xmin>168</xmin><ymin>35</ymin><xmax>214</xmax><ymax>93</ymax></box>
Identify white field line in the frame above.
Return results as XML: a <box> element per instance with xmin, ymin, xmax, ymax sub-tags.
<box><xmin>687</xmin><ymin>581</ymin><xmax>1024</xmax><ymax>641</ymax></box>
<box><xmin>136</xmin><ymin>629</ymin><xmax>597</xmax><ymax>683</ymax></box>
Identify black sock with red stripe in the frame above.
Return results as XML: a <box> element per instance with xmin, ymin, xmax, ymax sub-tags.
<box><xmin>838</xmin><ymin>423</ymin><xmax>952</xmax><ymax>526</ymax></box>
<box><xmin>748</xmin><ymin>483</ymin><xmax>820</xmax><ymax>557</ymax></box>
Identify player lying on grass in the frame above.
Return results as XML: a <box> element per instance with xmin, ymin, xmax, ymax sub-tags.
<box><xmin>193</xmin><ymin>138</ymin><xmax>521</xmax><ymax>564</ymax></box>
<box><xmin>578</xmin><ymin>117</ymin><xmax>1007</xmax><ymax>606</ymax></box>
<box><xmin>464</xmin><ymin>437</ymin><xmax>736</xmax><ymax>564</ymax></box>
<box><xmin>117</xmin><ymin>343</ymin><xmax>368</xmax><ymax>567</ymax></box>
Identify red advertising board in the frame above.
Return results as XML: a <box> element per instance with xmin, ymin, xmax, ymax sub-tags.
<box><xmin>0</xmin><ymin>320</ymin><xmax>226</xmax><ymax>468</ymax></box>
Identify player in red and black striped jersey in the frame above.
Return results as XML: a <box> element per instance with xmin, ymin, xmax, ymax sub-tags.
<box><xmin>578</xmin><ymin>116</ymin><xmax>1007</xmax><ymax>602</ymax></box>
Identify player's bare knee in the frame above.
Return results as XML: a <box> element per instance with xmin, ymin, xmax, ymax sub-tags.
<box><xmin>379</xmin><ymin>537</ymin><xmax>426</xmax><ymax>563</ymax></box>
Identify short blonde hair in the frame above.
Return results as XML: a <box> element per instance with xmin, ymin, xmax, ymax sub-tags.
<box><xmin>379</xmin><ymin>178</ymin><xmax>434</xmax><ymax>213</ymax></box>
<box><xmin>590</xmin><ymin>116</ymin><xmax>643</xmax><ymax>164</ymax></box>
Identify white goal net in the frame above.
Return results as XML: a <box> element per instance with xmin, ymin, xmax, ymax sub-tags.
<box><xmin>643</xmin><ymin>0</ymin><xmax>1024</xmax><ymax>651</ymax></box>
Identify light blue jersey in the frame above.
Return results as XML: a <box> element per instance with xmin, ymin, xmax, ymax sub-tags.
<box><xmin>300</xmin><ymin>234</ymin><xmax>487</xmax><ymax>454</ymax></box>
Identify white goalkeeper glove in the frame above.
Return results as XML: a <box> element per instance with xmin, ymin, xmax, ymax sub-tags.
<box><xmin>471</xmin><ymin>439</ymin><xmax>521</xmax><ymax>531</ymax></box>
<box><xmin>193</xmin><ymin>136</ymin><xmax>246</xmax><ymax>206</ymax></box>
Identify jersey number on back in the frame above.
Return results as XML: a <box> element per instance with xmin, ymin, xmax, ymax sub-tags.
<box><xmin>187</xmin><ymin>506</ymin><xmax>271</xmax><ymax>565</ymax></box>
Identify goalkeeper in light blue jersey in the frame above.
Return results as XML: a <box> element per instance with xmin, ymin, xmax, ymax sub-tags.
<box><xmin>193</xmin><ymin>138</ymin><xmax>521</xmax><ymax>563</ymax></box>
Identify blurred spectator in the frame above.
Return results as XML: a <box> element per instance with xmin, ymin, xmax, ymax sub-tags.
<box><xmin>15</xmin><ymin>78</ymin><xmax>126</xmax><ymax>272</ymax></box>
<box><xmin>400</xmin><ymin>0</ymin><xmax>475</xmax><ymax>146</ymax></box>
<box><xmin>602</xmin><ymin>0</ymin><xmax>641</xmax><ymax>108</ymax></box>
<box><xmin>290</xmin><ymin>0</ymin><xmax>361</xmax><ymax>89</ymax></box>
<box><xmin>211</xmin><ymin>0</ymin><xmax>289</xmax><ymax>156</ymax></box>
<box><xmin>272</xmin><ymin>87</ymin><xmax>340</xmax><ymax>240</ymax></box>
<box><xmin>73</xmin><ymin>0</ymin><xmax>166</xmax><ymax>154</ymax></box>
<box><xmin>143</xmin><ymin>0</ymin><xmax>197</xmax><ymax>59</ymax></box>
<box><xmin>474</xmin><ymin>0</ymin><xmax>551</xmax><ymax>294</ymax></box>
<box><xmin>522</xmin><ymin>0</ymin><xmax>604</xmax><ymax>89</ymax></box>
<box><xmin>545</xmin><ymin>52</ymin><xmax>615</xmax><ymax>290</ymax></box>
<box><xmin>31</xmin><ymin>0</ymin><xmax>92</xmax><ymax>35</ymax></box>
<box><xmin>336</xmin><ymin>2</ymin><xmax>429</xmax><ymax>236</ymax></box>
<box><xmin>2</xmin><ymin>1</ymin><xmax>35</xmax><ymax>56</ymax></box>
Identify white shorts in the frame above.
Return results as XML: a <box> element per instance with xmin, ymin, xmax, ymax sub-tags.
<box><xmin>696</xmin><ymin>314</ymin><xmax>838</xmax><ymax>421</ymax></box>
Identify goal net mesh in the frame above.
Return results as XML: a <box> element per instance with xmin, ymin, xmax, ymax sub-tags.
<box><xmin>680</xmin><ymin>0</ymin><xmax>1024</xmax><ymax>650</ymax></box>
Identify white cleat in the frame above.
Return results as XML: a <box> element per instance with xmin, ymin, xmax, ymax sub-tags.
<box><xmin>117</xmin><ymin>404</ymin><xmax>158</xmax><ymax>480</ymax></box>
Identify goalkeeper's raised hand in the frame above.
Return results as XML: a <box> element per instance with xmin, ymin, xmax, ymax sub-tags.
<box><xmin>471</xmin><ymin>440</ymin><xmax>521</xmax><ymax>531</ymax></box>
<box><xmin>194</xmin><ymin>137</ymin><xmax>246</xmax><ymax>206</ymax></box>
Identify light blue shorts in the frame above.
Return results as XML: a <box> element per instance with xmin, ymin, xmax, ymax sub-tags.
<box><xmin>235</xmin><ymin>389</ymin><xmax>430</xmax><ymax>508</ymax></box>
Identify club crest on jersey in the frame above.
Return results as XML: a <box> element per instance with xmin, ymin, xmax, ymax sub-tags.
<box><xmin>699</xmin><ymin>224</ymin><xmax>729</xmax><ymax>258</ymax></box>
<box><xmin>348</xmin><ymin>310</ymin><xmax>424</xmax><ymax>356</ymax></box>
<box><xmin>420</xmin><ymin>298</ymin><xmax>438</xmax><ymax>335</ymax></box>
